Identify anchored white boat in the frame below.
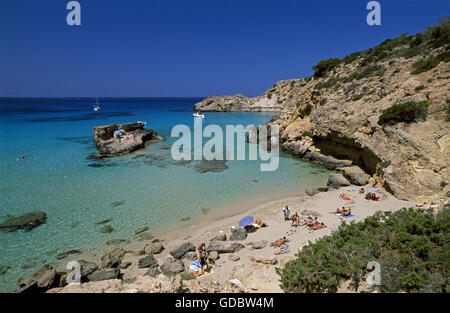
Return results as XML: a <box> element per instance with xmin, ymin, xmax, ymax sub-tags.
<box><xmin>193</xmin><ymin>112</ymin><xmax>205</xmax><ymax>119</ymax></box>
<box><xmin>93</xmin><ymin>97</ymin><xmax>101</xmax><ymax>111</ymax></box>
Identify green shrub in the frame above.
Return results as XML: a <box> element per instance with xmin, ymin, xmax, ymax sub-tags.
<box><xmin>437</xmin><ymin>49</ymin><xmax>450</xmax><ymax>62</ymax></box>
<box><xmin>411</xmin><ymin>57</ymin><xmax>440</xmax><ymax>74</ymax></box>
<box><xmin>278</xmin><ymin>208</ymin><xmax>450</xmax><ymax>293</ymax></box>
<box><xmin>378</xmin><ymin>101</ymin><xmax>430</xmax><ymax>125</ymax></box>
<box><xmin>315</xmin><ymin>76</ymin><xmax>340</xmax><ymax>90</ymax></box>
<box><xmin>319</xmin><ymin>98</ymin><xmax>327</xmax><ymax>105</ymax></box>
<box><xmin>299</xmin><ymin>104</ymin><xmax>312</xmax><ymax>118</ymax></box>
<box><xmin>313</xmin><ymin>58</ymin><xmax>341</xmax><ymax>78</ymax></box>
<box><xmin>342</xmin><ymin>52</ymin><xmax>360</xmax><ymax>64</ymax></box>
<box><xmin>301</xmin><ymin>131</ymin><xmax>313</xmax><ymax>137</ymax></box>
<box><xmin>181</xmin><ymin>272</ymin><xmax>195</xmax><ymax>280</ymax></box>
<box><xmin>400</xmin><ymin>46</ymin><xmax>423</xmax><ymax>59</ymax></box>
<box><xmin>352</xmin><ymin>94</ymin><xmax>363</xmax><ymax>101</ymax></box>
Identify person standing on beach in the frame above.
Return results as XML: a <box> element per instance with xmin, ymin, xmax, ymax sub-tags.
<box><xmin>283</xmin><ymin>206</ymin><xmax>290</xmax><ymax>221</ymax></box>
<box><xmin>197</xmin><ymin>243</ymin><xmax>207</xmax><ymax>273</ymax></box>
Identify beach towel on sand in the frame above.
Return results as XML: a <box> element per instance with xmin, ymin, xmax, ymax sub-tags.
<box><xmin>190</xmin><ymin>261</ymin><xmax>214</xmax><ymax>278</ymax></box>
<box><xmin>337</xmin><ymin>213</ymin><xmax>356</xmax><ymax>219</ymax></box>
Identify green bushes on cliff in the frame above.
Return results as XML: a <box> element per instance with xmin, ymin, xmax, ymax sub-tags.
<box><xmin>411</xmin><ymin>57</ymin><xmax>441</xmax><ymax>74</ymax></box>
<box><xmin>299</xmin><ymin>104</ymin><xmax>312</xmax><ymax>118</ymax></box>
<box><xmin>378</xmin><ymin>101</ymin><xmax>430</xmax><ymax>125</ymax></box>
<box><xmin>312</xmin><ymin>58</ymin><xmax>341</xmax><ymax>78</ymax></box>
<box><xmin>277</xmin><ymin>208</ymin><xmax>450</xmax><ymax>293</ymax></box>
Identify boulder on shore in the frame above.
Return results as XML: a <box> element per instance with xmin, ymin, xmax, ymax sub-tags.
<box><xmin>18</xmin><ymin>264</ymin><xmax>58</xmax><ymax>292</ymax></box>
<box><xmin>160</xmin><ymin>257</ymin><xmax>185</xmax><ymax>274</ymax></box>
<box><xmin>327</xmin><ymin>173</ymin><xmax>350</xmax><ymax>188</ymax></box>
<box><xmin>99</xmin><ymin>248</ymin><xmax>126</xmax><ymax>269</ymax></box>
<box><xmin>78</xmin><ymin>260</ymin><xmax>99</xmax><ymax>282</ymax></box>
<box><xmin>144</xmin><ymin>242</ymin><xmax>165</xmax><ymax>255</ymax></box>
<box><xmin>210</xmin><ymin>233</ymin><xmax>227</xmax><ymax>241</ymax></box>
<box><xmin>138</xmin><ymin>255</ymin><xmax>158</xmax><ymax>269</ymax></box>
<box><xmin>87</xmin><ymin>268</ymin><xmax>120</xmax><ymax>282</ymax></box>
<box><xmin>306</xmin><ymin>187</ymin><xmax>319</xmax><ymax>196</ymax></box>
<box><xmin>230</xmin><ymin>228</ymin><xmax>247</xmax><ymax>241</ymax></box>
<box><xmin>169</xmin><ymin>243</ymin><xmax>195</xmax><ymax>259</ymax></box>
<box><xmin>0</xmin><ymin>211</ymin><xmax>46</xmax><ymax>232</ymax></box>
<box><xmin>207</xmin><ymin>241</ymin><xmax>245</xmax><ymax>254</ymax></box>
<box><xmin>337</xmin><ymin>166</ymin><xmax>370</xmax><ymax>186</ymax></box>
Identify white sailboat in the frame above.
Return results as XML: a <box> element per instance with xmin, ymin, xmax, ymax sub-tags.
<box><xmin>93</xmin><ymin>97</ymin><xmax>101</xmax><ymax>111</ymax></box>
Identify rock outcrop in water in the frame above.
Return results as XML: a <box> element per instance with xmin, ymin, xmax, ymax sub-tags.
<box><xmin>193</xmin><ymin>21</ymin><xmax>450</xmax><ymax>204</ymax></box>
<box><xmin>93</xmin><ymin>122</ymin><xmax>163</xmax><ymax>157</ymax></box>
<box><xmin>0</xmin><ymin>211</ymin><xmax>46</xmax><ymax>232</ymax></box>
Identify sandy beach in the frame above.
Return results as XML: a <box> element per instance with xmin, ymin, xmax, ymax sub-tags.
<box><xmin>50</xmin><ymin>184</ymin><xmax>415</xmax><ymax>293</ymax></box>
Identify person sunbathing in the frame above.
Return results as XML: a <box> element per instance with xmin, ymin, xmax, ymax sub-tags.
<box><xmin>271</xmin><ymin>237</ymin><xmax>289</xmax><ymax>247</ymax></box>
<box><xmin>359</xmin><ymin>188</ymin><xmax>365</xmax><ymax>194</ymax></box>
<box><xmin>310</xmin><ymin>222</ymin><xmax>326</xmax><ymax>230</ymax></box>
<box><xmin>339</xmin><ymin>194</ymin><xmax>351</xmax><ymax>201</ymax></box>
<box><xmin>342</xmin><ymin>208</ymin><xmax>352</xmax><ymax>216</ymax></box>
<box><xmin>304</xmin><ymin>217</ymin><xmax>319</xmax><ymax>227</ymax></box>
<box><xmin>254</xmin><ymin>217</ymin><xmax>267</xmax><ymax>228</ymax></box>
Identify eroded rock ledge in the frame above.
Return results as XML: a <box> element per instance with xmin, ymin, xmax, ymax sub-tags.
<box><xmin>193</xmin><ymin>93</ymin><xmax>282</xmax><ymax>112</ymax></box>
<box><xmin>92</xmin><ymin>122</ymin><xmax>163</xmax><ymax>157</ymax></box>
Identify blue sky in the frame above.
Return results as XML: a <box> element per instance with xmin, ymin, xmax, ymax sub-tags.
<box><xmin>1</xmin><ymin>0</ymin><xmax>448</xmax><ymax>97</ymax></box>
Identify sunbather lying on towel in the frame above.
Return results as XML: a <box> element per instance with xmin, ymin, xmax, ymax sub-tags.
<box><xmin>271</xmin><ymin>236</ymin><xmax>289</xmax><ymax>247</ymax></box>
<box><xmin>339</xmin><ymin>194</ymin><xmax>351</xmax><ymax>201</ymax></box>
<box><xmin>254</xmin><ymin>217</ymin><xmax>267</xmax><ymax>228</ymax></box>
<box><xmin>342</xmin><ymin>208</ymin><xmax>352</xmax><ymax>216</ymax></box>
<box><xmin>309</xmin><ymin>222</ymin><xmax>326</xmax><ymax>230</ymax></box>
<box><xmin>304</xmin><ymin>217</ymin><xmax>326</xmax><ymax>230</ymax></box>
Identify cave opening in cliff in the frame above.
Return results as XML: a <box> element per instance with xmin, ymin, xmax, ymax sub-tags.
<box><xmin>312</xmin><ymin>132</ymin><xmax>381</xmax><ymax>176</ymax></box>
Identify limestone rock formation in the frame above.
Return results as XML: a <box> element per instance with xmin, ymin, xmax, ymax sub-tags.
<box><xmin>18</xmin><ymin>264</ymin><xmax>58</xmax><ymax>292</ymax></box>
<box><xmin>193</xmin><ymin>23</ymin><xmax>450</xmax><ymax>203</ymax></box>
<box><xmin>93</xmin><ymin>122</ymin><xmax>162</xmax><ymax>157</ymax></box>
<box><xmin>194</xmin><ymin>93</ymin><xmax>281</xmax><ymax>112</ymax></box>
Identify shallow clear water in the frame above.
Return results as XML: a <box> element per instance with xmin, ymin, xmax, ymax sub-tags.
<box><xmin>0</xmin><ymin>98</ymin><xmax>330</xmax><ymax>292</ymax></box>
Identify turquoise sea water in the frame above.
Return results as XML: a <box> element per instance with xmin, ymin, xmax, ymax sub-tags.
<box><xmin>0</xmin><ymin>98</ymin><xmax>330</xmax><ymax>292</ymax></box>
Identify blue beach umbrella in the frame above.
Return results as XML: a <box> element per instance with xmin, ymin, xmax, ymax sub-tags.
<box><xmin>239</xmin><ymin>216</ymin><xmax>254</xmax><ymax>227</ymax></box>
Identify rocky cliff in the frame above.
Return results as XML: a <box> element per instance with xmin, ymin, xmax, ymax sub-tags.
<box><xmin>193</xmin><ymin>20</ymin><xmax>450</xmax><ymax>204</ymax></box>
<box><xmin>193</xmin><ymin>93</ymin><xmax>282</xmax><ymax>112</ymax></box>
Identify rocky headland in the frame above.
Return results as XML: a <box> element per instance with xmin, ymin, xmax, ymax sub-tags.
<box><xmin>194</xmin><ymin>22</ymin><xmax>450</xmax><ymax>206</ymax></box>
<box><xmin>92</xmin><ymin>122</ymin><xmax>163</xmax><ymax>158</ymax></box>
